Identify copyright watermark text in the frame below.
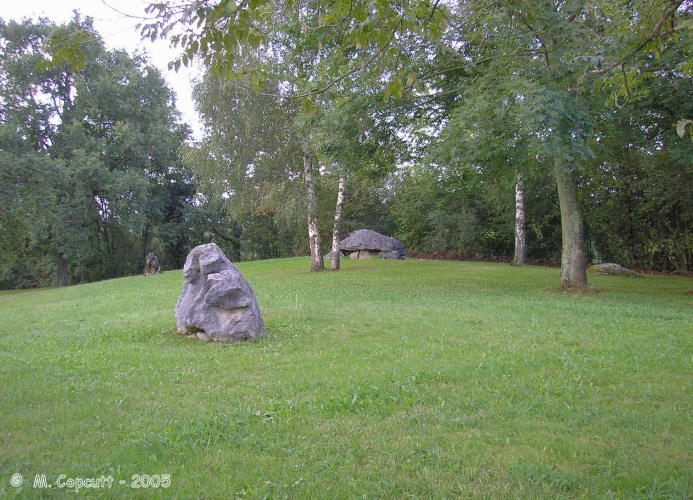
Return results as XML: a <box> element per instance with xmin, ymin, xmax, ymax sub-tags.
<box><xmin>9</xmin><ymin>473</ymin><xmax>171</xmax><ymax>491</ymax></box>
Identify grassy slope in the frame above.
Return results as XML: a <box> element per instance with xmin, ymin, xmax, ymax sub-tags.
<box><xmin>0</xmin><ymin>258</ymin><xmax>691</xmax><ymax>499</ymax></box>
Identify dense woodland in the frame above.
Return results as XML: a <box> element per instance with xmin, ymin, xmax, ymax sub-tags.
<box><xmin>1</xmin><ymin>1</ymin><xmax>691</xmax><ymax>289</ymax></box>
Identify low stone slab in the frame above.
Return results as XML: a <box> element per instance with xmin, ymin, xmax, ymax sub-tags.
<box><xmin>590</xmin><ymin>262</ymin><xmax>643</xmax><ymax>278</ymax></box>
<box><xmin>175</xmin><ymin>243</ymin><xmax>266</xmax><ymax>342</ymax></box>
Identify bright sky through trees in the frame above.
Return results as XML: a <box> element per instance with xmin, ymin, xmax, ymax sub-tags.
<box><xmin>2</xmin><ymin>0</ymin><xmax>203</xmax><ymax>139</ymax></box>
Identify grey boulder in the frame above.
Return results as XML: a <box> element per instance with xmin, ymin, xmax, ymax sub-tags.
<box><xmin>175</xmin><ymin>243</ymin><xmax>266</xmax><ymax>342</ymax></box>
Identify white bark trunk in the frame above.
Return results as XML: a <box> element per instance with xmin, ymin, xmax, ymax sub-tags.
<box><xmin>331</xmin><ymin>175</ymin><xmax>346</xmax><ymax>271</ymax></box>
<box><xmin>513</xmin><ymin>172</ymin><xmax>526</xmax><ymax>266</ymax></box>
<box><xmin>303</xmin><ymin>141</ymin><xmax>324</xmax><ymax>272</ymax></box>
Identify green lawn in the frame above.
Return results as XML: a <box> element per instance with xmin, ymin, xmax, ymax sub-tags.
<box><xmin>0</xmin><ymin>258</ymin><xmax>691</xmax><ymax>498</ymax></box>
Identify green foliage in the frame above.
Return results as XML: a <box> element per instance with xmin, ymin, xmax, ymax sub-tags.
<box><xmin>184</xmin><ymin>67</ymin><xmax>407</xmax><ymax>261</ymax></box>
<box><xmin>0</xmin><ymin>16</ymin><xmax>195</xmax><ymax>287</ymax></box>
<box><xmin>4</xmin><ymin>1</ymin><xmax>693</xmax><ymax>286</ymax></box>
<box><xmin>386</xmin><ymin>0</ymin><xmax>692</xmax><ymax>272</ymax></box>
<box><xmin>426</xmin><ymin>207</ymin><xmax>481</xmax><ymax>255</ymax></box>
<box><xmin>389</xmin><ymin>164</ymin><xmax>563</xmax><ymax>259</ymax></box>
<box><xmin>141</xmin><ymin>0</ymin><xmax>446</xmax><ymax>97</ymax></box>
<box><xmin>579</xmin><ymin>30</ymin><xmax>693</xmax><ymax>272</ymax></box>
<box><xmin>181</xmin><ymin>72</ymin><xmax>310</xmax><ymax>260</ymax></box>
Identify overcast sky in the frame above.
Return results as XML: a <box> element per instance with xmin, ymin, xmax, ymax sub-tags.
<box><xmin>3</xmin><ymin>0</ymin><xmax>204</xmax><ymax>139</ymax></box>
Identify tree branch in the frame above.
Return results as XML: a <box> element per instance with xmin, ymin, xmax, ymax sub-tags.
<box><xmin>591</xmin><ymin>0</ymin><xmax>684</xmax><ymax>74</ymax></box>
<box><xmin>514</xmin><ymin>10</ymin><xmax>550</xmax><ymax>68</ymax></box>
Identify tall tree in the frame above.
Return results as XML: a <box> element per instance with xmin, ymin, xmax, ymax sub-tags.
<box><xmin>427</xmin><ymin>0</ymin><xmax>686</xmax><ymax>286</ymax></box>
<box><xmin>182</xmin><ymin>73</ymin><xmax>309</xmax><ymax>257</ymax></box>
<box><xmin>141</xmin><ymin>0</ymin><xmax>444</xmax><ymax>271</ymax></box>
<box><xmin>140</xmin><ymin>0</ymin><xmax>688</xmax><ymax>285</ymax></box>
<box><xmin>0</xmin><ymin>15</ymin><xmax>191</xmax><ymax>287</ymax></box>
<box><xmin>313</xmin><ymin>85</ymin><xmax>406</xmax><ymax>270</ymax></box>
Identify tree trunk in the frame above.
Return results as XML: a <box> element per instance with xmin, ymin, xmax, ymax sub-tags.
<box><xmin>512</xmin><ymin>172</ymin><xmax>526</xmax><ymax>266</ymax></box>
<box><xmin>303</xmin><ymin>141</ymin><xmax>324</xmax><ymax>272</ymax></box>
<box><xmin>57</xmin><ymin>252</ymin><xmax>69</xmax><ymax>287</ymax></box>
<box><xmin>141</xmin><ymin>222</ymin><xmax>151</xmax><ymax>270</ymax></box>
<box><xmin>331</xmin><ymin>175</ymin><xmax>346</xmax><ymax>271</ymax></box>
<box><xmin>553</xmin><ymin>158</ymin><xmax>587</xmax><ymax>288</ymax></box>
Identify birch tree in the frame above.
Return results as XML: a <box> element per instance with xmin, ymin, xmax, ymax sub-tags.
<box><xmin>303</xmin><ymin>140</ymin><xmax>324</xmax><ymax>271</ymax></box>
<box><xmin>513</xmin><ymin>172</ymin><xmax>526</xmax><ymax>266</ymax></box>
<box><xmin>330</xmin><ymin>175</ymin><xmax>346</xmax><ymax>270</ymax></box>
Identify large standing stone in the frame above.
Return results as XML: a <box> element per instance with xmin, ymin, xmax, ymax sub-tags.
<box><xmin>144</xmin><ymin>253</ymin><xmax>162</xmax><ymax>276</ymax></box>
<box><xmin>175</xmin><ymin>243</ymin><xmax>266</xmax><ymax>342</ymax></box>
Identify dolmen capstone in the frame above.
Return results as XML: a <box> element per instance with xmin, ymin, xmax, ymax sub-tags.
<box><xmin>175</xmin><ymin>243</ymin><xmax>266</xmax><ymax>342</ymax></box>
<box><xmin>326</xmin><ymin>229</ymin><xmax>407</xmax><ymax>260</ymax></box>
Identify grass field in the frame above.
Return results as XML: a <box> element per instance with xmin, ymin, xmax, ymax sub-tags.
<box><xmin>0</xmin><ymin>257</ymin><xmax>691</xmax><ymax>498</ymax></box>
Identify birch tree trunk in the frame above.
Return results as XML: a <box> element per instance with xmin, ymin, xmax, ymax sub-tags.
<box><xmin>553</xmin><ymin>157</ymin><xmax>587</xmax><ymax>287</ymax></box>
<box><xmin>512</xmin><ymin>172</ymin><xmax>526</xmax><ymax>266</ymax></box>
<box><xmin>331</xmin><ymin>175</ymin><xmax>346</xmax><ymax>271</ymax></box>
<box><xmin>303</xmin><ymin>141</ymin><xmax>324</xmax><ymax>272</ymax></box>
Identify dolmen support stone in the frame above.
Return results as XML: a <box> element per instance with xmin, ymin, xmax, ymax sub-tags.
<box><xmin>175</xmin><ymin>243</ymin><xmax>266</xmax><ymax>342</ymax></box>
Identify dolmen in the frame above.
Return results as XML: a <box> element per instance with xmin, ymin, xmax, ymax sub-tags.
<box><xmin>175</xmin><ymin>243</ymin><xmax>266</xmax><ymax>342</ymax></box>
<box><xmin>326</xmin><ymin>229</ymin><xmax>407</xmax><ymax>260</ymax></box>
